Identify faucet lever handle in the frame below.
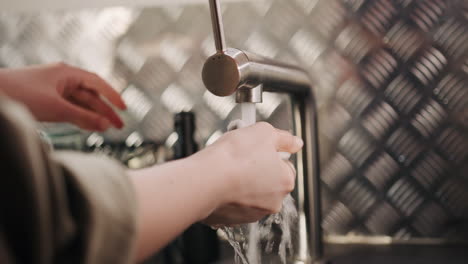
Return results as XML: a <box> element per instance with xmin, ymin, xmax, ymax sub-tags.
<box><xmin>209</xmin><ymin>0</ymin><xmax>226</xmax><ymax>52</ymax></box>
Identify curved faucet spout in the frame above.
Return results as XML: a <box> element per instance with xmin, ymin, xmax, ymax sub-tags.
<box><xmin>203</xmin><ymin>0</ymin><xmax>322</xmax><ymax>262</ymax></box>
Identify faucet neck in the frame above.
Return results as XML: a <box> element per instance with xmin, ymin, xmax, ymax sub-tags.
<box><xmin>236</xmin><ymin>85</ymin><xmax>263</xmax><ymax>103</ymax></box>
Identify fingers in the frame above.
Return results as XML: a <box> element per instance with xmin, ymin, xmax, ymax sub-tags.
<box><xmin>245</xmin><ymin>122</ymin><xmax>303</xmax><ymax>153</ymax></box>
<box><xmin>66</xmin><ymin>66</ymin><xmax>126</xmax><ymax>110</ymax></box>
<box><xmin>281</xmin><ymin>160</ymin><xmax>297</xmax><ymax>193</ymax></box>
<box><xmin>61</xmin><ymin>100</ymin><xmax>111</xmax><ymax>131</ymax></box>
<box><xmin>70</xmin><ymin>89</ymin><xmax>124</xmax><ymax>129</ymax></box>
<box><xmin>273</xmin><ymin>128</ymin><xmax>303</xmax><ymax>153</ymax></box>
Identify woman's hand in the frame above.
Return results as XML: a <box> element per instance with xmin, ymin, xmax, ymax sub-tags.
<box><xmin>199</xmin><ymin>122</ymin><xmax>303</xmax><ymax>226</ymax></box>
<box><xmin>129</xmin><ymin>122</ymin><xmax>303</xmax><ymax>259</ymax></box>
<box><xmin>0</xmin><ymin>63</ymin><xmax>126</xmax><ymax>131</ymax></box>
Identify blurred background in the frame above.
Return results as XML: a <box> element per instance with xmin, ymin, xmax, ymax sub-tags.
<box><xmin>1</xmin><ymin>0</ymin><xmax>467</xmax><ymax>263</ymax></box>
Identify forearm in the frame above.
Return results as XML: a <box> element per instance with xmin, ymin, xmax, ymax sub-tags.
<box><xmin>129</xmin><ymin>155</ymin><xmax>225</xmax><ymax>261</ymax></box>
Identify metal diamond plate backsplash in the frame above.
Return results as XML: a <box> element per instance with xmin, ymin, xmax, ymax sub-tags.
<box><xmin>1</xmin><ymin>0</ymin><xmax>467</xmax><ymax>242</ymax></box>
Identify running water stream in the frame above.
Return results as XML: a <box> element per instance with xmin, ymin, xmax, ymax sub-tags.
<box><xmin>222</xmin><ymin>103</ymin><xmax>298</xmax><ymax>264</ymax></box>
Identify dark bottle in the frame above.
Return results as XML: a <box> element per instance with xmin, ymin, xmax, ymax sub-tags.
<box><xmin>172</xmin><ymin>112</ymin><xmax>219</xmax><ymax>264</ymax></box>
<box><xmin>173</xmin><ymin>112</ymin><xmax>198</xmax><ymax>159</ymax></box>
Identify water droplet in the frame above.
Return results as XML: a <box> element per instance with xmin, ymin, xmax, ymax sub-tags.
<box><xmin>274</xmin><ymin>214</ymin><xmax>281</xmax><ymax>224</ymax></box>
<box><xmin>398</xmin><ymin>155</ymin><xmax>406</xmax><ymax>162</ymax></box>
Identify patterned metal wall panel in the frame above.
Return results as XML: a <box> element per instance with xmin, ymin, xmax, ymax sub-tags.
<box><xmin>0</xmin><ymin>0</ymin><xmax>467</xmax><ymax>242</ymax></box>
<box><xmin>317</xmin><ymin>0</ymin><xmax>468</xmax><ymax>241</ymax></box>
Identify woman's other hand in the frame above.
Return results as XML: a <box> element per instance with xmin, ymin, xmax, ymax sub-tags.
<box><xmin>0</xmin><ymin>63</ymin><xmax>126</xmax><ymax>131</ymax></box>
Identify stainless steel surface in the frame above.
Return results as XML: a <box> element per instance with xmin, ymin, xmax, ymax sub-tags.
<box><xmin>204</xmin><ymin>0</ymin><xmax>321</xmax><ymax>262</ymax></box>
<box><xmin>235</xmin><ymin>85</ymin><xmax>262</xmax><ymax>103</ymax></box>
<box><xmin>297</xmin><ymin>92</ymin><xmax>322</xmax><ymax>262</ymax></box>
<box><xmin>209</xmin><ymin>0</ymin><xmax>226</xmax><ymax>52</ymax></box>
<box><xmin>202</xmin><ymin>48</ymin><xmax>312</xmax><ymax>102</ymax></box>
<box><xmin>0</xmin><ymin>0</ymin><xmax>467</xmax><ymax>262</ymax></box>
<box><xmin>316</xmin><ymin>0</ymin><xmax>468</xmax><ymax>247</ymax></box>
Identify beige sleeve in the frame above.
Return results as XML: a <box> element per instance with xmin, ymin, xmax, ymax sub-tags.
<box><xmin>0</xmin><ymin>97</ymin><xmax>137</xmax><ymax>264</ymax></box>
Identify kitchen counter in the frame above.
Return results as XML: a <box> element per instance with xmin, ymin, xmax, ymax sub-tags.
<box><xmin>322</xmin><ymin>244</ymin><xmax>468</xmax><ymax>264</ymax></box>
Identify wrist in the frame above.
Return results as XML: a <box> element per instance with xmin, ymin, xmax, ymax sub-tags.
<box><xmin>189</xmin><ymin>148</ymin><xmax>234</xmax><ymax>212</ymax></box>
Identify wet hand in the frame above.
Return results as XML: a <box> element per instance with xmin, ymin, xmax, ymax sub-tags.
<box><xmin>198</xmin><ymin>122</ymin><xmax>303</xmax><ymax>226</ymax></box>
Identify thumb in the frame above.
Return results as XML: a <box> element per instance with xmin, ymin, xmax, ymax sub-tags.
<box><xmin>61</xmin><ymin>101</ymin><xmax>111</xmax><ymax>131</ymax></box>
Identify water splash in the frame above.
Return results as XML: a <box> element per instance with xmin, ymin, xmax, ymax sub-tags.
<box><xmin>221</xmin><ymin>195</ymin><xmax>298</xmax><ymax>264</ymax></box>
<box><xmin>222</xmin><ymin>101</ymin><xmax>298</xmax><ymax>263</ymax></box>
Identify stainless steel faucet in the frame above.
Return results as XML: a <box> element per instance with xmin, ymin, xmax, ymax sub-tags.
<box><xmin>202</xmin><ymin>0</ymin><xmax>322</xmax><ymax>262</ymax></box>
